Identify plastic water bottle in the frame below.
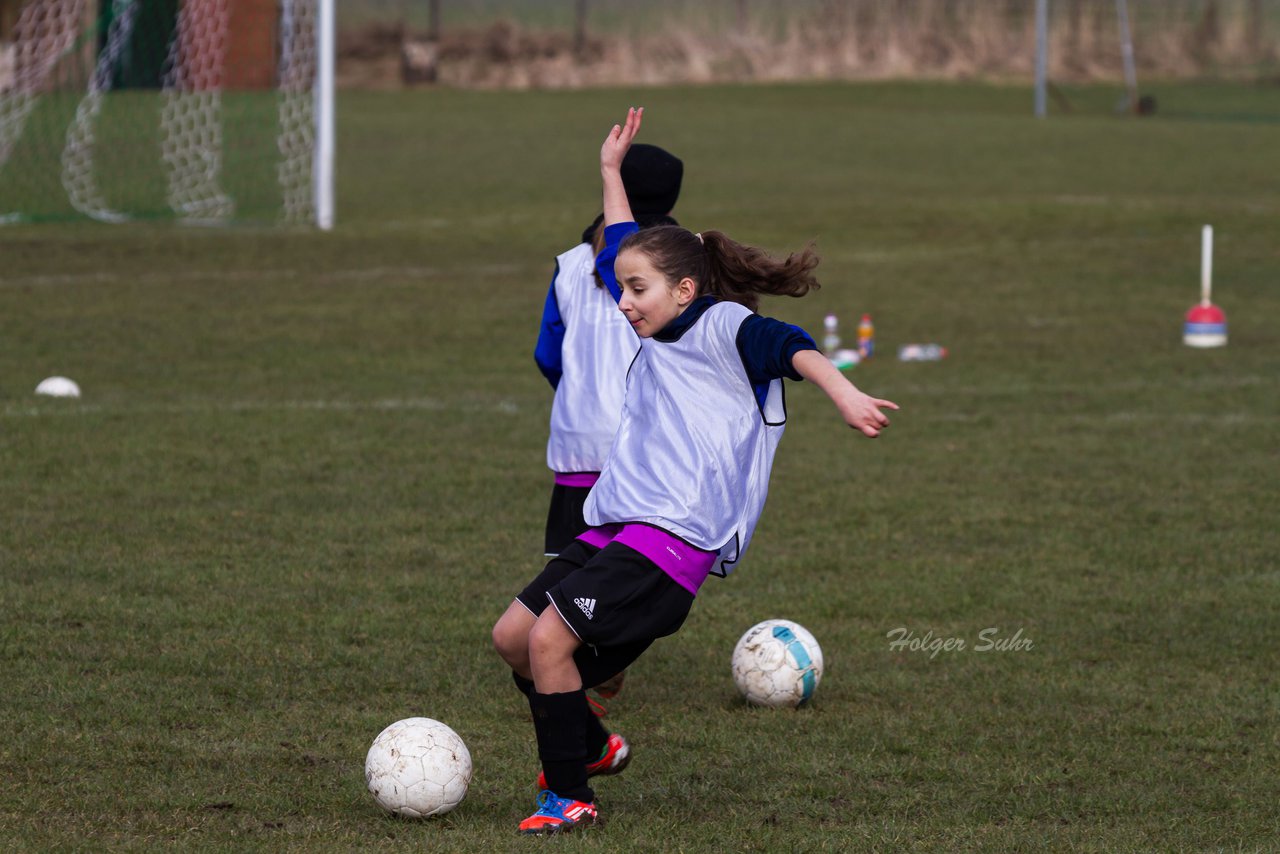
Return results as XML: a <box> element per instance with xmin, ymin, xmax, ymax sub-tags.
<box><xmin>857</xmin><ymin>314</ymin><xmax>875</xmax><ymax>358</ymax></box>
<box><xmin>822</xmin><ymin>314</ymin><xmax>840</xmax><ymax>355</ymax></box>
<box><xmin>897</xmin><ymin>343</ymin><xmax>947</xmax><ymax>362</ymax></box>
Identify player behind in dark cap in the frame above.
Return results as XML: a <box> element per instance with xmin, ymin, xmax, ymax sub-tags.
<box><xmin>532</xmin><ymin>143</ymin><xmax>684</xmax><ymax>561</ymax></box>
<box><xmin>489</xmin><ymin>143</ymin><xmax>683</xmax><ymax>774</ymax></box>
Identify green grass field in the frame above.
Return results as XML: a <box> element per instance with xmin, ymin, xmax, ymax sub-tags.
<box><xmin>2</xmin><ymin>81</ymin><xmax>1278</xmax><ymax>851</ymax></box>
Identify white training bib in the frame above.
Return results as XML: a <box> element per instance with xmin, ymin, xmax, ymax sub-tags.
<box><xmin>586</xmin><ymin>301</ymin><xmax>786</xmax><ymax>576</ymax></box>
<box><xmin>546</xmin><ymin>242</ymin><xmax>641</xmax><ymax>474</ymax></box>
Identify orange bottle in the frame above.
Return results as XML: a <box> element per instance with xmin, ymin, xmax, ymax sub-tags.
<box><xmin>857</xmin><ymin>314</ymin><xmax>875</xmax><ymax>358</ymax></box>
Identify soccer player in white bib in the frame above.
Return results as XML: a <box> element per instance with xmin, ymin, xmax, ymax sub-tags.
<box><xmin>531</xmin><ymin>143</ymin><xmax>684</xmax><ymax>722</ymax></box>
<box><xmin>493</xmin><ymin>107</ymin><xmax>899</xmax><ymax>835</ymax></box>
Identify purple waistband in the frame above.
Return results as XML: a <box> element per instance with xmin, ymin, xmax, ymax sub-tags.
<box><xmin>576</xmin><ymin>524</ymin><xmax>622</xmax><ymax>549</ymax></box>
<box><xmin>614</xmin><ymin>525</ymin><xmax>717</xmax><ymax>595</ymax></box>
<box><xmin>555</xmin><ymin>472</ymin><xmax>600</xmax><ymax>488</ymax></box>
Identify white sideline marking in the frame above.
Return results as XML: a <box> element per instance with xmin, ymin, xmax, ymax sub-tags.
<box><xmin>932</xmin><ymin>411</ymin><xmax>1277</xmax><ymax>425</ymax></box>
<box><xmin>894</xmin><ymin>374</ymin><xmax>1274</xmax><ymax>397</ymax></box>
<box><xmin>1</xmin><ymin>263</ymin><xmax>528</xmax><ymax>289</ymax></box>
<box><xmin>1</xmin><ymin>397</ymin><xmax>520</xmax><ymax>419</ymax></box>
<box><xmin>7</xmin><ymin>400</ymin><xmax>1272</xmax><ymax>426</ymax></box>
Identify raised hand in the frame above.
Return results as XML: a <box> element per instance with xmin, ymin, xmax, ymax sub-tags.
<box><xmin>601</xmin><ymin>107</ymin><xmax>643</xmax><ymax>174</ymax></box>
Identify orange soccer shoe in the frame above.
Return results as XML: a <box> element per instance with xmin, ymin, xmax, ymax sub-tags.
<box><xmin>536</xmin><ymin>732</ymin><xmax>631</xmax><ymax>790</ymax></box>
<box><xmin>594</xmin><ymin>670</ymin><xmax>627</xmax><ymax>700</ymax></box>
<box><xmin>517</xmin><ymin>790</ymin><xmax>599</xmax><ymax>835</ymax></box>
<box><xmin>588</xmin><ymin>671</ymin><xmax>627</xmax><ymax>717</ymax></box>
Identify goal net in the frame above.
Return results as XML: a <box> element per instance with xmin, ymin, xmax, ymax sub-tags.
<box><xmin>0</xmin><ymin>0</ymin><xmax>332</xmax><ymax>226</ymax></box>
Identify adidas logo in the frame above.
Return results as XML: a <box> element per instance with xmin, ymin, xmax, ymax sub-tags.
<box><xmin>564</xmin><ymin>802</ymin><xmax>597</xmax><ymax>821</ymax></box>
<box><xmin>574</xmin><ymin>597</ymin><xmax>596</xmax><ymax>620</ymax></box>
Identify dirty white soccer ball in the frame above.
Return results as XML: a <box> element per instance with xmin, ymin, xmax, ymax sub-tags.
<box><xmin>365</xmin><ymin>717</ymin><xmax>472</xmax><ymax>818</ymax></box>
<box><xmin>731</xmin><ymin>619</ymin><xmax>824</xmax><ymax>709</ymax></box>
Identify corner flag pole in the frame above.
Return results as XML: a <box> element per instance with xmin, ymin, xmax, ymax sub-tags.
<box><xmin>1035</xmin><ymin>0</ymin><xmax>1049</xmax><ymax>118</ymax></box>
<box><xmin>1115</xmin><ymin>0</ymin><xmax>1139</xmax><ymax>113</ymax></box>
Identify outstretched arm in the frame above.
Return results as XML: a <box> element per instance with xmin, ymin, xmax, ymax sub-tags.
<box><xmin>601</xmin><ymin>107</ymin><xmax>643</xmax><ymax>226</ymax></box>
<box><xmin>792</xmin><ymin>350</ymin><xmax>900</xmax><ymax>438</ymax></box>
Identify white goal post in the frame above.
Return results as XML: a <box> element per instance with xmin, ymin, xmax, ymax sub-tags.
<box><xmin>1033</xmin><ymin>0</ymin><xmax>1146</xmax><ymax>119</ymax></box>
<box><xmin>0</xmin><ymin>0</ymin><xmax>334</xmax><ymax>228</ymax></box>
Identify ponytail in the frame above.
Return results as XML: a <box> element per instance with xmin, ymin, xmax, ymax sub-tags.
<box><xmin>619</xmin><ymin>225</ymin><xmax>820</xmax><ymax>312</ymax></box>
<box><xmin>699</xmin><ymin>230</ymin><xmax>820</xmax><ymax>312</ymax></box>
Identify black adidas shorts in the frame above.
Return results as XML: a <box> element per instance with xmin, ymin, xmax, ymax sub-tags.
<box><xmin>544</xmin><ymin>484</ymin><xmax>592</xmax><ymax>556</ymax></box>
<box><xmin>518</xmin><ymin>539</ymin><xmax>694</xmax><ymax>648</ymax></box>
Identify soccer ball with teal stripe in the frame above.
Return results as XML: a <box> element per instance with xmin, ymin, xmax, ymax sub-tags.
<box><xmin>731</xmin><ymin>619</ymin><xmax>825</xmax><ymax>709</ymax></box>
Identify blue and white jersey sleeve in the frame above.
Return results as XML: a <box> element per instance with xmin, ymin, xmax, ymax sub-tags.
<box><xmin>533</xmin><ymin>262</ymin><xmax>565</xmax><ymax>388</ymax></box>
<box><xmin>594</xmin><ymin>221</ymin><xmax>639</xmax><ymax>303</ymax></box>
<box><xmin>736</xmin><ymin>315</ymin><xmax>817</xmax><ymax>385</ymax></box>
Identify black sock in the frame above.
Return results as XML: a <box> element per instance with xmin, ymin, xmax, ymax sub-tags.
<box><xmin>520</xmin><ymin>672</ymin><xmax>607</xmax><ymax>768</ymax></box>
<box><xmin>528</xmin><ymin>689</ymin><xmax>594</xmax><ymax>803</ymax></box>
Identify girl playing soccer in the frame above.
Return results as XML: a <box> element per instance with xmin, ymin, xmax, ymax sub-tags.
<box><xmin>533</xmin><ymin>143</ymin><xmax>684</xmax><ymax>715</ymax></box>
<box><xmin>492</xmin><ymin>107</ymin><xmax>898</xmax><ymax>835</ymax></box>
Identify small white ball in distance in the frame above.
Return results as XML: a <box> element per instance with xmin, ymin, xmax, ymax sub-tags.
<box><xmin>731</xmin><ymin>619</ymin><xmax>824</xmax><ymax>708</ymax></box>
<box><xmin>365</xmin><ymin>717</ymin><xmax>472</xmax><ymax>818</ymax></box>
<box><xmin>35</xmin><ymin>376</ymin><xmax>81</xmax><ymax>398</ymax></box>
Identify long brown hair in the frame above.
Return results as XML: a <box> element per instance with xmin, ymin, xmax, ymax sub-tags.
<box><xmin>588</xmin><ymin>214</ymin><xmax>681</xmax><ymax>288</ymax></box>
<box><xmin>619</xmin><ymin>225</ymin><xmax>820</xmax><ymax>312</ymax></box>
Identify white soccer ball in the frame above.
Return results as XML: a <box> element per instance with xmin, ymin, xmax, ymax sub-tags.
<box><xmin>35</xmin><ymin>376</ymin><xmax>81</xmax><ymax>398</ymax></box>
<box><xmin>731</xmin><ymin>619</ymin><xmax>824</xmax><ymax>708</ymax></box>
<box><xmin>365</xmin><ymin>717</ymin><xmax>472</xmax><ymax>818</ymax></box>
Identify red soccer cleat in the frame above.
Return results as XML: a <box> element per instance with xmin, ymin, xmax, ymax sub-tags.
<box><xmin>536</xmin><ymin>732</ymin><xmax>631</xmax><ymax>790</ymax></box>
<box><xmin>594</xmin><ymin>670</ymin><xmax>626</xmax><ymax>700</ymax></box>
<box><xmin>517</xmin><ymin>790</ymin><xmax>599</xmax><ymax>835</ymax></box>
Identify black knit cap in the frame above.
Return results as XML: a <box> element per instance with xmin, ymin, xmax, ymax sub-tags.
<box><xmin>579</xmin><ymin>143</ymin><xmax>684</xmax><ymax>244</ymax></box>
<box><xmin>621</xmin><ymin>143</ymin><xmax>683</xmax><ymax>216</ymax></box>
